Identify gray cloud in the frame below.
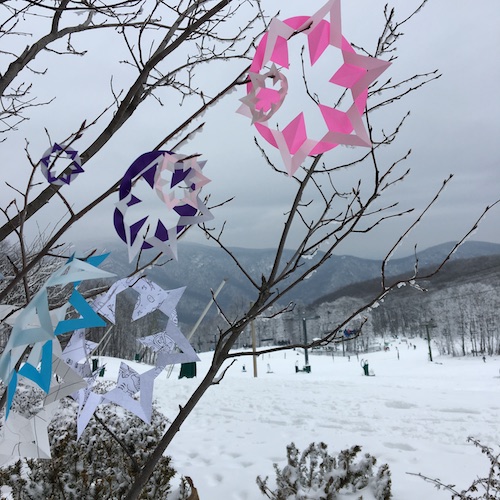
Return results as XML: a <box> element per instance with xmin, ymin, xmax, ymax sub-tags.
<box><xmin>1</xmin><ymin>0</ymin><xmax>498</xmax><ymax>261</ymax></box>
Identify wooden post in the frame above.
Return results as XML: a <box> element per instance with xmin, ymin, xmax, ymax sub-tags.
<box><xmin>251</xmin><ymin>318</ymin><xmax>257</xmax><ymax>378</ymax></box>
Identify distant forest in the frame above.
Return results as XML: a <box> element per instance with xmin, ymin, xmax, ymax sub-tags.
<box><xmin>193</xmin><ymin>254</ymin><xmax>500</xmax><ymax>357</ymax></box>
<box><xmin>1</xmin><ymin>244</ymin><xmax>499</xmax><ymax>361</ymax></box>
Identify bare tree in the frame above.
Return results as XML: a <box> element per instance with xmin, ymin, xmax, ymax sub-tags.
<box><xmin>0</xmin><ymin>1</ymin><xmax>498</xmax><ymax>499</ymax></box>
<box><xmin>124</xmin><ymin>3</ymin><xmax>497</xmax><ymax>498</ymax></box>
<box><xmin>0</xmin><ymin>0</ymin><xmax>263</xmax><ymax>299</ymax></box>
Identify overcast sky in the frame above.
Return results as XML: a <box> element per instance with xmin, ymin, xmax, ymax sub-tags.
<box><xmin>1</xmin><ymin>0</ymin><xmax>499</xmax><ymax>260</ymax></box>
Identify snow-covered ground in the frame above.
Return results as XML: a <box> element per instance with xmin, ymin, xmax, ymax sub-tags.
<box><xmin>99</xmin><ymin>338</ymin><xmax>500</xmax><ymax>499</ymax></box>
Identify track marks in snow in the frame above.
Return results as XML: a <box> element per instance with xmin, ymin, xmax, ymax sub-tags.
<box><xmin>438</xmin><ymin>407</ymin><xmax>481</xmax><ymax>415</ymax></box>
<box><xmin>384</xmin><ymin>400</ymin><xmax>417</xmax><ymax>409</ymax></box>
<box><xmin>206</xmin><ymin>472</ymin><xmax>223</xmax><ymax>487</ymax></box>
<box><xmin>383</xmin><ymin>442</ymin><xmax>417</xmax><ymax>452</ymax></box>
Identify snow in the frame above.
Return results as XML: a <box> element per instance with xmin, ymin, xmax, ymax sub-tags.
<box><xmin>82</xmin><ymin>339</ymin><xmax>500</xmax><ymax>498</ymax></box>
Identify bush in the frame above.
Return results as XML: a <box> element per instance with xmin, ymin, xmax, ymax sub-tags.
<box><xmin>0</xmin><ymin>384</ymin><xmax>176</xmax><ymax>499</ymax></box>
<box><xmin>256</xmin><ymin>441</ymin><xmax>392</xmax><ymax>500</ymax></box>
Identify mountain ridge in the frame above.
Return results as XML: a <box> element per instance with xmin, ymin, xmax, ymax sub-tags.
<box><xmin>91</xmin><ymin>239</ymin><xmax>500</xmax><ymax>326</ymax></box>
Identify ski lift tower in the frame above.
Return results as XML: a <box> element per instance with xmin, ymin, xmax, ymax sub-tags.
<box><xmin>301</xmin><ymin>315</ymin><xmax>320</xmax><ymax>371</ymax></box>
<box><xmin>423</xmin><ymin>319</ymin><xmax>437</xmax><ymax>362</ymax></box>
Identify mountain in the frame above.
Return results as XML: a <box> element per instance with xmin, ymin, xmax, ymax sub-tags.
<box><xmin>304</xmin><ymin>252</ymin><xmax>500</xmax><ymax>356</ymax></box>
<box><xmin>92</xmin><ymin>239</ymin><xmax>500</xmax><ymax>328</ymax></box>
<box><xmin>312</xmin><ymin>252</ymin><xmax>500</xmax><ymax>306</ymax></box>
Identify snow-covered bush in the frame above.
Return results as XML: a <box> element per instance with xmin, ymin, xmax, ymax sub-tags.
<box><xmin>0</xmin><ymin>384</ymin><xmax>177</xmax><ymax>499</ymax></box>
<box><xmin>256</xmin><ymin>441</ymin><xmax>392</xmax><ymax>500</ymax></box>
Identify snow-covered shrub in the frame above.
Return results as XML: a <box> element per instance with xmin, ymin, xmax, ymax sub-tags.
<box><xmin>0</xmin><ymin>384</ymin><xmax>176</xmax><ymax>499</ymax></box>
<box><xmin>256</xmin><ymin>441</ymin><xmax>392</xmax><ymax>500</ymax></box>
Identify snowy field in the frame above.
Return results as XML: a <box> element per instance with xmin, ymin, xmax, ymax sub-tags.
<box><xmin>99</xmin><ymin>338</ymin><xmax>500</xmax><ymax>499</ymax></box>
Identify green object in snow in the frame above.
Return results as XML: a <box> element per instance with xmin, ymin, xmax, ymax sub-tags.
<box><xmin>179</xmin><ymin>362</ymin><xmax>197</xmax><ymax>379</ymax></box>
